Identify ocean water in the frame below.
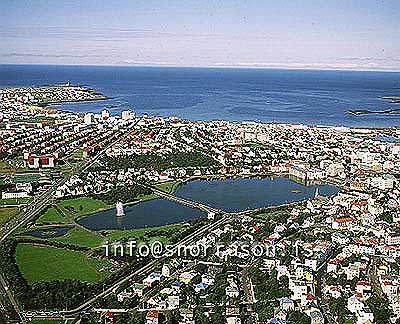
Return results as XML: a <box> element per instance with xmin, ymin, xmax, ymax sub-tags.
<box><xmin>0</xmin><ymin>64</ymin><xmax>399</xmax><ymax>127</ymax></box>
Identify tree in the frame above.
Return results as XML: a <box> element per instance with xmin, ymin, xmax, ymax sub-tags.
<box><xmin>195</xmin><ymin>305</ymin><xmax>208</xmax><ymax>324</ymax></box>
<box><xmin>367</xmin><ymin>294</ymin><xmax>393</xmax><ymax>324</ymax></box>
<box><xmin>287</xmin><ymin>311</ymin><xmax>311</xmax><ymax>324</ymax></box>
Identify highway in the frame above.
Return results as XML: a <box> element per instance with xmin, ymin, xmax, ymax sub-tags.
<box><xmin>0</xmin><ymin>130</ymin><xmax>131</xmax><ymax>243</ymax></box>
<box><xmin>0</xmin><ymin>124</ymin><xmax>137</xmax><ymax>322</ymax></box>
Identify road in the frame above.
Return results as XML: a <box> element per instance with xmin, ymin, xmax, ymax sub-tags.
<box><xmin>53</xmin><ymin>203</ymin><xmax>106</xmax><ymax>241</ymax></box>
<box><xmin>0</xmin><ymin>130</ymin><xmax>131</xmax><ymax>243</ymax></box>
<box><xmin>0</xmin><ymin>273</ymin><xmax>22</xmax><ymax>323</ymax></box>
<box><xmin>0</xmin><ymin>124</ymin><xmax>137</xmax><ymax>322</ymax></box>
<box><xmin>59</xmin><ymin>192</ymin><xmax>311</xmax><ymax>319</ymax></box>
<box><xmin>59</xmin><ymin>210</ymin><xmax>236</xmax><ymax>318</ymax></box>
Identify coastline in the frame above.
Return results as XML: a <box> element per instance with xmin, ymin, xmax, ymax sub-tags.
<box><xmin>2</xmin><ymin>66</ymin><xmax>400</xmax><ymax>127</ymax></box>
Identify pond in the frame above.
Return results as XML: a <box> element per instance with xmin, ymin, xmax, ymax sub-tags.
<box><xmin>78</xmin><ymin>198</ymin><xmax>206</xmax><ymax>230</ymax></box>
<box><xmin>174</xmin><ymin>176</ymin><xmax>340</xmax><ymax>212</ymax></box>
<box><xmin>77</xmin><ymin>176</ymin><xmax>340</xmax><ymax>230</ymax></box>
<box><xmin>18</xmin><ymin>226</ymin><xmax>74</xmax><ymax>238</ymax></box>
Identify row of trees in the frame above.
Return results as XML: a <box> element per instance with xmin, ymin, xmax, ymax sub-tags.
<box><xmin>249</xmin><ymin>268</ymin><xmax>292</xmax><ymax>322</ymax></box>
<box><xmin>92</xmin><ymin>183</ymin><xmax>152</xmax><ymax>204</ymax></box>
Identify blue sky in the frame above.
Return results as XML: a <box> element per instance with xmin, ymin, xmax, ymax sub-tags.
<box><xmin>1</xmin><ymin>0</ymin><xmax>399</xmax><ymax>70</ymax></box>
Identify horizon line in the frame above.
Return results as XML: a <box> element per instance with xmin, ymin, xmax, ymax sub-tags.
<box><xmin>1</xmin><ymin>62</ymin><xmax>400</xmax><ymax>73</ymax></box>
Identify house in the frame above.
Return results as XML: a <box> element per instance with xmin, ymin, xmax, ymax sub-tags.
<box><xmin>369</xmin><ymin>174</ymin><xmax>395</xmax><ymax>190</ymax></box>
<box><xmin>162</xmin><ymin>264</ymin><xmax>171</xmax><ymax>277</ymax></box>
<box><xmin>201</xmin><ymin>273</ymin><xmax>215</xmax><ymax>286</ymax></box>
<box><xmin>117</xmin><ymin>290</ymin><xmax>133</xmax><ymax>302</ymax></box>
<box><xmin>381</xmin><ymin>281</ymin><xmax>398</xmax><ymax>296</ymax></box>
<box><xmin>143</xmin><ymin>273</ymin><xmax>162</xmax><ymax>287</ymax></box>
<box><xmin>332</xmin><ymin>217</ymin><xmax>355</xmax><ymax>230</ymax></box>
<box><xmin>356</xmin><ymin>282</ymin><xmax>372</xmax><ymax>295</ymax></box>
<box><xmin>179</xmin><ymin>271</ymin><xmax>197</xmax><ymax>284</ymax></box>
<box><xmin>327</xmin><ymin>261</ymin><xmax>338</xmax><ymax>273</ymax></box>
<box><xmin>131</xmin><ymin>283</ymin><xmax>146</xmax><ymax>297</ymax></box>
<box><xmin>227</xmin><ymin>316</ymin><xmax>242</xmax><ymax>324</ymax></box>
<box><xmin>195</xmin><ymin>283</ymin><xmax>209</xmax><ymax>293</ymax></box>
<box><xmin>159</xmin><ymin>172</ymin><xmax>170</xmax><ymax>181</ymax></box>
<box><xmin>323</xmin><ymin>285</ymin><xmax>341</xmax><ymax>299</ymax></box>
<box><xmin>279</xmin><ymin>298</ymin><xmax>295</xmax><ymax>311</ymax></box>
<box><xmin>146</xmin><ymin>310</ymin><xmax>159</xmax><ymax>324</ymax></box>
<box><xmin>101</xmin><ymin>311</ymin><xmax>114</xmax><ymax>324</ymax></box>
<box><xmin>290</xmin><ymin>283</ymin><xmax>307</xmax><ymax>301</ymax></box>
<box><xmin>385</xmin><ymin>236</ymin><xmax>400</xmax><ymax>246</ymax></box>
<box><xmin>26</xmin><ymin>154</ymin><xmax>55</xmax><ymax>168</ymax></box>
<box><xmin>309</xmin><ymin>310</ymin><xmax>324</xmax><ymax>324</ymax></box>
<box><xmin>356</xmin><ymin>308</ymin><xmax>374</xmax><ymax>324</ymax></box>
<box><xmin>226</xmin><ymin>281</ymin><xmax>240</xmax><ymax>298</ymax></box>
<box><xmin>180</xmin><ymin>308</ymin><xmax>195</xmax><ymax>324</ymax></box>
<box><xmin>171</xmin><ymin>280</ymin><xmax>184</xmax><ymax>291</ymax></box>
<box><xmin>167</xmin><ymin>295</ymin><xmax>179</xmax><ymax>309</ymax></box>
<box><xmin>347</xmin><ymin>295</ymin><xmax>364</xmax><ymax>313</ymax></box>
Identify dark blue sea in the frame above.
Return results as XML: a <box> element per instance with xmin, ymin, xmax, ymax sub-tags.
<box><xmin>1</xmin><ymin>64</ymin><xmax>399</xmax><ymax>127</ymax></box>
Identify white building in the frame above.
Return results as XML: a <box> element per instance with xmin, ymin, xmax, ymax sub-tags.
<box><xmin>122</xmin><ymin>110</ymin><xmax>136</xmax><ymax>120</ymax></box>
<box><xmin>101</xmin><ymin>109</ymin><xmax>110</xmax><ymax>119</ymax></box>
<box><xmin>84</xmin><ymin>113</ymin><xmax>94</xmax><ymax>125</ymax></box>
<box><xmin>2</xmin><ymin>191</ymin><xmax>29</xmax><ymax>199</ymax></box>
<box><xmin>347</xmin><ymin>295</ymin><xmax>364</xmax><ymax>313</ymax></box>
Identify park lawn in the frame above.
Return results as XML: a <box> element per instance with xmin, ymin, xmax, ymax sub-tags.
<box><xmin>68</xmin><ymin>148</ymin><xmax>85</xmax><ymax>161</ymax></box>
<box><xmin>35</xmin><ymin>207</ymin><xmax>70</xmax><ymax>225</ymax></box>
<box><xmin>0</xmin><ymin>207</ymin><xmax>19</xmax><ymax>225</ymax></box>
<box><xmin>27</xmin><ymin>320</ymin><xmax>64</xmax><ymax>324</ymax></box>
<box><xmin>57</xmin><ymin>197</ymin><xmax>109</xmax><ymax>220</ymax></box>
<box><xmin>105</xmin><ymin>223</ymin><xmax>182</xmax><ymax>241</ymax></box>
<box><xmin>0</xmin><ymin>197</ymin><xmax>32</xmax><ymax>205</ymax></box>
<box><xmin>124</xmin><ymin>192</ymin><xmax>159</xmax><ymax>204</ymax></box>
<box><xmin>50</xmin><ymin>227</ymin><xmax>105</xmax><ymax>248</ymax></box>
<box><xmin>16</xmin><ymin>243</ymin><xmax>112</xmax><ymax>284</ymax></box>
<box><xmin>154</xmin><ymin>180</ymin><xmax>181</xmax><ymax>193</ymax></box>
<box><xmin>0</xmin><ymin>161</ymin><xmax>12</xmax><ymax>175</ymax></box>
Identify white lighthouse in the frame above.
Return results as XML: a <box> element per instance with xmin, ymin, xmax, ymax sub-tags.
<box><xmin>116</xmin><ymin>202</ymin><xmax>125</xmax><ymax>216</ymax></box>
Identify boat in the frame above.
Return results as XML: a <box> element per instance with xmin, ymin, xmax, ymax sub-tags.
<box><xmin>291</xmin><ymin>189</ymin><xmax>301</xmax><ymax>193</ymax></box>
<box><xmin>116</xmin><ymin>202</ymin><xmax>125</xmax><ymax>216</ymax></box>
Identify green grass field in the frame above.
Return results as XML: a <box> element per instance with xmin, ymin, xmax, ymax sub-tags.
<box><xmin>0</xmin><ymin>161</ymin><xmax>11</xmax><ymax>175</ymax></box>
<box><xmin>50</xmin><ymin>227</ymin><xmax>105</xmax><ymax>248</ymax></box>
<box><xmin>27</xmin><ymin>320</ymin><xmax>64</xmax><ymax>324</ymax></box>
<box><xmin>154</xmin><ymin>180</ymin><xmax>181</xmax><ymax>193</ymax></box>
<box><xmin>35</xmin><ymin>207</ymin><xmax>70</xmax><ymax>225</ymax></box>
<box><xmin>16</xmin><ymin>243</ymin><xmax>112</xmax><ymax>284</ymax></box>
<box><xmin>0</xmin><ymin>207</ymin><xmax>19</xmax><ymax>225</ymax></box>
<box><xmin>105</xmin><ymin>223</ymin><xmax>182</xmax><ymax>242</ymax></box>
<box><xmin>57</xmin><ymin>197</ymin><xmax>109</xmax><ymax>220</ymax></box>
<box><xmin>0</xmin><ymin>197</ymin><xmax>32</xmax><ymax>206</ymax></box>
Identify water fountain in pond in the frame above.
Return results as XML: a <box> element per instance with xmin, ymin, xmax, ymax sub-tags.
<box><xmin>116</xmin><ymin>201</ymin><xmax>125</xmax><ymax>216</ymax></box>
